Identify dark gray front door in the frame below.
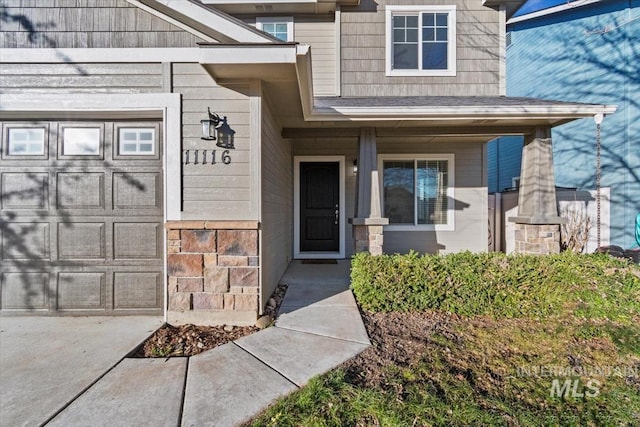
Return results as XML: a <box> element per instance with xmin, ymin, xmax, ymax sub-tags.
<box><xmin>300</xmin><ymin>162</ymin><xmax>339</xmax><ymax>252</ymax></box>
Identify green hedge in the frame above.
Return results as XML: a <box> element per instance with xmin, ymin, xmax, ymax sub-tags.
<box><xmin>351</xmin><ymin>251</ymin><xmax>640</xmax><ymax>320</ymax></box>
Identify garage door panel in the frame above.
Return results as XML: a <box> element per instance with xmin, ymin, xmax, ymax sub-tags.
<box><xmin>1</xmin><ymin>272</ymin><xmax>49</xmax><ymax>310</ymax></box>
<box><xmin>56</xmin><ymin>172</ymin><xmax>105</xmax><ymax>209</ymax></box>
<box><xmin>57</xmin><ymin>222</ymin><xmax>105</xmax><ymax>260</ymax></box>
<box><xmin>57</xmin><ymin>272</ymin><xmax>105</xmax><ymax>310</ymax></box>
<box><xmin>1</xmin><ymin>222</ymin><xmax>50</xmax><ymax>260</ymax></box>
<box><xmin>1</xmin><ymin>172</ymin><xmax>49</xmax><ymax>210</ymax></box>
<box><xmin>114</xmin><ymin>272</ymin><xmax>161</xmax><ymax>309</ymax></box>
<box><xmin>114</xmin><ymin>222</ymin><xmax>162</xmax><ymax>259</ymax></box>
<box><xmin>1</xmin><ymin>120</ymin><xmax>163</xmax><ymax>315</ymax></box>
<box><xmin>113</xmin><ymin>172</ymin><xmax>160</xmax><ymax>209</ymax></box>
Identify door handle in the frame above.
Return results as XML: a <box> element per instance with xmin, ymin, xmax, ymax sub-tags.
<box><xmin>334</xmin><ymin>208</ymin><xmax>339</xmax><ymax>225</ymax></box>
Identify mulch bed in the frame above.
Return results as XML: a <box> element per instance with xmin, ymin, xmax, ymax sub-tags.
<box><xmin>133</xmin><ymin>283</ymin><xmax>288</xmax><ymax>358</ymax></box>
<box><xmin>132</xmin><ymin>323</ymin><xmax>259</xmax><ymax>358</ymax></box>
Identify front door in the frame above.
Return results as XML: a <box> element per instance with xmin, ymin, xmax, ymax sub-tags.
<box><xmin>299</xmin><ymin>161</ymin><xmax>340</xmax><ymax>252</ymax></box>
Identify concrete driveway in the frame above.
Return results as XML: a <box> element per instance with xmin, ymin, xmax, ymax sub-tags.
<box><xmin>0</xmin><ymin>316</ymin><xmax>162</xmax><ymax>426</ymax></box>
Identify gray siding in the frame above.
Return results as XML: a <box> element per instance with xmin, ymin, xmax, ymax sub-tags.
<box><xmin>341</xmin><ymin>0</ymin><xmax>501</xmax><ymax>96</ymax></box>
<box><xmin>0</xmin><ymin>63</ymin><xmax>163</xmax><ymax>93</ymax></box>
<box><xmin>260</xmin><ymin>97</ymin><xmax>292</xmax><ymax>308</ymax></box>
<box><xmin>292</xmin><ymin>137</ymin><xmax>358</xmax><ymax>257</ymax></box>
<box><xmin>377</xmin><ymin>138</ymin><xmax>489</xmax><ymax>254</ymax></box>
<box><xmin>175</xmin><ymin>63</ymin><xmax>256</xmax><ymax>220</ymax></box>
<box><xmin>295</xmin><ymin>19</ymin><xmax>337</xmax><ymax>96</ymax></box>
<box><xmin>0</xmin><ymin>0</ymin><xmax>203</xmax><ymax>48</ymax></box>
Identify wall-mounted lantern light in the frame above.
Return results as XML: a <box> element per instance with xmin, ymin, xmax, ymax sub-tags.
<box><xmin>353</xmin><ymin>159</ymin><xmax>358</xmax><ymax>174</ymax></box>
<box><xmin>215</xmin><ymin>116</ymin><xmax>236</xmax><ymax>150</ymax></box>
<box><xmin>201</xmin><ymin>108</ymin><xmax>221</xmax><ymax>141</ymax></box>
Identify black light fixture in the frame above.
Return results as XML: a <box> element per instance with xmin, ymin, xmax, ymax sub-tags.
<box><xmin>353</xmin><ymin>159</ymin><xmax>358</xmax><ymax>174</ymax></box>
<box><xmin>215</xmin><ymin>116</ymin><xmax>235</xmax><ymax>150</ymax></box>
<box><xmin>200</xmin><ymin>108</ymin><xmax>221</xmax><ymax>140</ymax></box>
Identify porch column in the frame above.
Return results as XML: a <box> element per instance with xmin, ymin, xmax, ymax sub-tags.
<box><xmin>352</xmin><ymin>128</ymin><xmax>389</xmax><ymax>255</ymax></box>
<box><xmin>509</xmin><ymin>126</ymin><xmax>565</xmax><ymax>254</ymax></box>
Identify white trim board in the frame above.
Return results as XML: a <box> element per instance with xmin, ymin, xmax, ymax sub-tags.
<box><xmin>293</xmin><ymin>156</ymin><xmax>346</xmax><ymax>259</ymax></box>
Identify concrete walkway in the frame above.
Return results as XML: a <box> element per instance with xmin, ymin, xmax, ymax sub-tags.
<box><xmin>3</xmin><ymin>260</ymin><xmax>370</xmax><ymax>427</ymax></box>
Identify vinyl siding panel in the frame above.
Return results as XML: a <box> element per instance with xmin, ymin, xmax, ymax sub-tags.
<box><xmin>295</xmin><ymin>20</ymin><xmax>337</xmax><ymax>96</ymax></box>
<box><xmin>504</xmin><ymin>0</ymin><xmax>639</xmax><ymax>248</ymax></box>
<box><xmin>175</xmin><ymin>63</ymin><xmax>256</xmax><ymax>220</ymax></box>
<box><xmin>340</xmin><ymin>0</ymin><xmax>501</xmax><ymax>97</ymax></box>
<box><xmin>377</xmin><ymin>139</ymin><xmax>488</xmax><ymax>254</ymax></box>
<box><xmin>0</xmin><ymin>62</ymin><xmax>163</xmax><ymax>93</ymax></box>
<box><xmin>0</xmin><ymin>0</ymin><xmax>203</xmax><ymax>48</ymax></box>
<box><xmin>260</xmin><ymin>97</ymin><xmax>292</xmax><ymax>308</ymax></box>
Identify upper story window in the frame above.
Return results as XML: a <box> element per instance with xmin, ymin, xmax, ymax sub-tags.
<box><xmin>256</xmin><ymin>17</ymin><xmax>294</xmax><ymax>42</ymax></box>
<box><xmin>379</xmin><ymin>154</ymin><xmax>455</xmax><ymax>231</ymax></box>
<box><xmin>386</xmin><ymin>5</ymin><xmax>456</xmax><ymax>77</ymax></box>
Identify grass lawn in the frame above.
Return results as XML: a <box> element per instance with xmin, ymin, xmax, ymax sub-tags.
<box><xmin>248</xmin><ymin>252</ymin><xmax>640</xmax><ymax>426</ymax></box>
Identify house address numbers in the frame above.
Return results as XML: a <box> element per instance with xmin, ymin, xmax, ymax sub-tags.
<box><xmin>183</xmin><ymin>149</ymin><xmax>231</xmax><ymax>165</ymax></box>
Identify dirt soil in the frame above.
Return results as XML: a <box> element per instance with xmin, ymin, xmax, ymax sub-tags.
<box><xmin>341</xmin><ymin>310</ymin><xmax>462</xmax><ymax>387</ymax></box>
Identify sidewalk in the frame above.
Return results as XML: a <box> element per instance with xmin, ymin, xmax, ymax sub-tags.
<box><xmin>38</xmin><ymin>260</ymin><xmax>370</xmax><ymax>427</ymax></box>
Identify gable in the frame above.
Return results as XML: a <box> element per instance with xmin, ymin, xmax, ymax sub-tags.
<box><xmin>0</xmin><ymin>0</ymin><xmax>206</xmax><ymax>48</ymax></box>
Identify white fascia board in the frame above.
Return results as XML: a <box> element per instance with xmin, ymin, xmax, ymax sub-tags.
<box><xmin>295</xmin><ymin>45</ymin><xmax>315</xmax><ymax>119</ymax></box>
<box><xmin>307</xmin><ymin>104</ymin><xmax>618</xmax><ymax>121</ymax></box>
<box><xmin>508</xmin><ymin>0</ymin><xmax>601</xmax><ymax>24</ymax></box>
<box><xmin>199</xmin><ymin>45</ymin><xmax>298</xmax><ymax>64</ymax></box>
<box><xmin>148</xmin><ymin>0</ymin><xmax>274</xmax><ymax>43</ymax></box>
<box><xmin>0</xmin><ymin>48</ymin><xmax>201</xmax><ymax>63</ymax></box>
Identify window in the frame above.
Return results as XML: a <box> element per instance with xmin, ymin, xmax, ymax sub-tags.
<box><xmin>256</xmin><ymin>17</ymin><xmax>293</xmax><ymax>42</ymax></box>
<box><xmin>7</xmin><ymin>128</ymin><xmax>45</xmax><ymax>155</ymax></box>
<box><xmin>118</xmin><ymin>128</ymin><xmax>155</xmax><ymax>155</ymax></box>
<box><xmin>380</xmin><ymin>155</ymin><xmax>454</xmax><ymax>230</ymax></box>
<box><xmin>62</xmin><ymin>127</ymin><xmax>101</xmax><ymax>155</ymax></box>
<box><xmin>386</xmin><ymin>5</ymin><xmax>456</xmax><ymax>76</ymax></box>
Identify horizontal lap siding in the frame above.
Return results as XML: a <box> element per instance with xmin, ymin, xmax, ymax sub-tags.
<box><xmin>377</xmin><ymin>139</ymin><xmax>488</xmax><ymax>254</ymax></box>
<box><xmin>175</xmin><ymin>63</ymin><xmax>255</xmax><ymax>220</ymax></box>
<box><xmin>0</xmin><ymin>0</ymin><xmax>202</xmax><ymax>48</ymax></box>
<box><xmin>0</xmin><ymin>63</ymin><xmax>163</xmax><ymax>93</ymax></box>
<box><xmin>261</xmin><ymin>98</ymin><xmax>292</xmax><ymax>309</ymax></box>
<box><xmin>340</xmin><ymin>0</ymin><xmax>501</xmax><ymax>96</ymax></box>
<box><xmin>295</xmin><ymin>20</ymin><xmax>337</xmax><ymax>96</ymax></box>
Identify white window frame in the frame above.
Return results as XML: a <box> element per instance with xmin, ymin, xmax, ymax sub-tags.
<box><xmin>378</xmin><ymin>154</ymin><xmax>455</xmax><ymax>231</ymax></box>
<box><xmin>5</xmin><ymin>127</ymin><xmax>46</xmax><ymax>156</ymax></box>
<box><xmin>60</xmin><ymin>126</ymin><xmax>102</xmax><ymax>157</ymax></box>
<box><xmin>118</xmin><ymin>127</ymin><xmax>156</xmax><ymax>156</ymax></box>
<box><xmin>256</xmin><ymin>17</ymin><xmax>294</xmax><ymax>42</ymax></box>
<box><xmin>385</xmin><ymin>5</ymin><xmax>457</xmax><ymax>77</ymax></box>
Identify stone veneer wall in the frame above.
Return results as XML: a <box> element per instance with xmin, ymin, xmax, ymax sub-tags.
<box><xmin>353</xmin><ymin>224</ymin><xmax>384</xmax><ymax>255</ymax></box>
<box><xmin>166</xmin><ymin>221</ymin><xmax>260</xmax><ymax>326</ymax></box>
<box><xmin>514</xmin><ymin>223</ymin><xmax>561</xmax><ymax>255</ymax></box>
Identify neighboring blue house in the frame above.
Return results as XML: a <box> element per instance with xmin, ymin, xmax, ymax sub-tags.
<box><xmin>489</xmin><ymin>0</ymin><xmax>639</xmax><ymax>249</ymax></box>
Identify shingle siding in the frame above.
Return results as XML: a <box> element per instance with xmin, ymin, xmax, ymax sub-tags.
<box><xmin>340</xmin><ymin>0</ymin><xmax>502</xmax><ymax>97</ymax></box>
<box><xmin>0</xmin><ymin>0</ymin><xmax>203</xmax><ymax>48</ymax></box>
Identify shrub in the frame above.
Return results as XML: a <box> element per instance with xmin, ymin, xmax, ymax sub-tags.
<box><xmin>351</xmin><ymin>251</ymin><xmax>640</xmax><ymax>320</ymax></box>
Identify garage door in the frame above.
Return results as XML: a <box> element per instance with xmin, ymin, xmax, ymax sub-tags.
<box><xmin>0</xmin><ymin>120</ymin><xmax>164</xmax><ymax>315</ymax></box>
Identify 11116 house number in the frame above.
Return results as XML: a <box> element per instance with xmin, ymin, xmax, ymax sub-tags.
<box><xmin>183</xmin><ymin>149</ymin><xmax>231</xmax><ymax>165</ymax></box>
